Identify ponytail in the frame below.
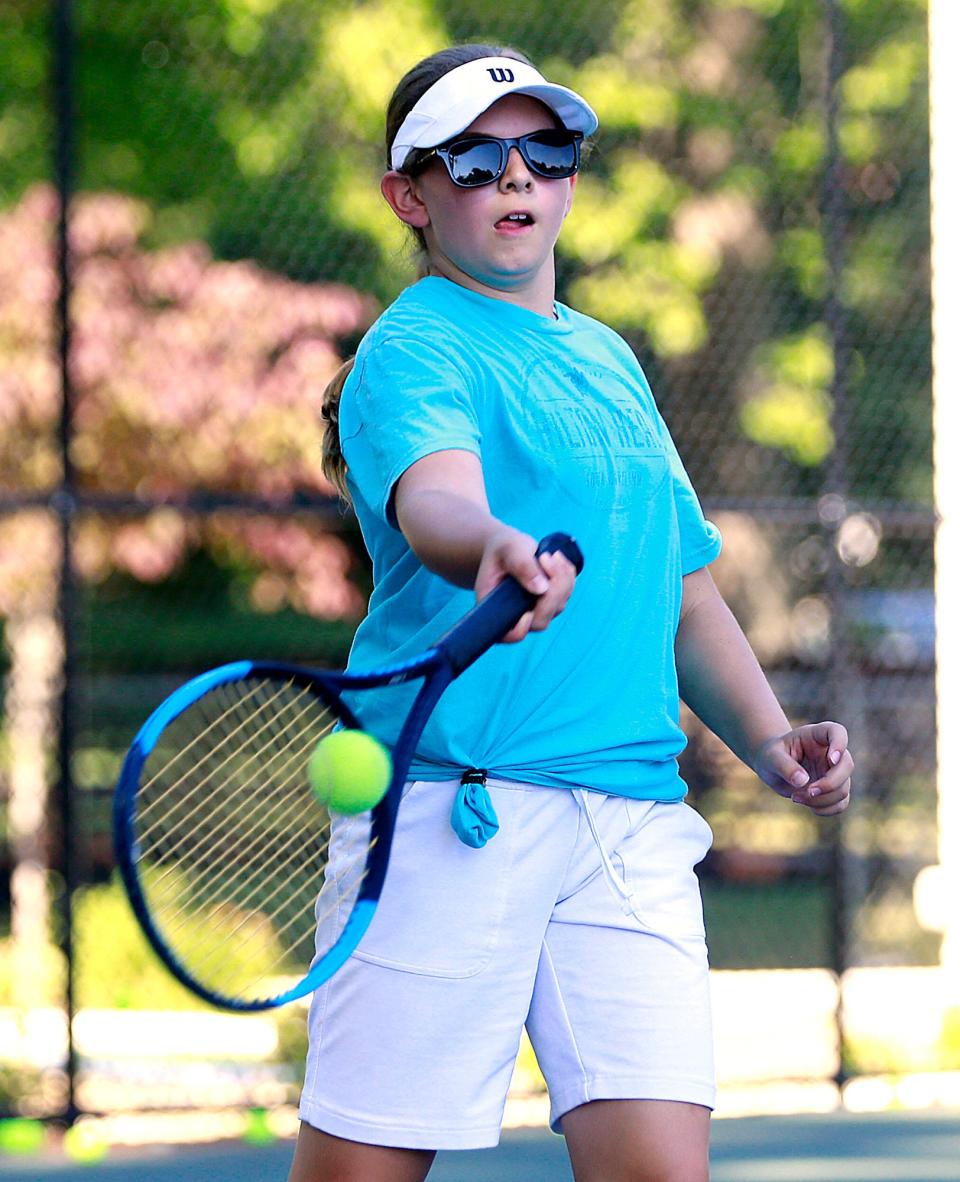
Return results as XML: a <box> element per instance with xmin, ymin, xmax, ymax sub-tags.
<box><xmin>320</xmin><ymin>356</ymin><xmax>355</xmax><ymax>502</ymax></box>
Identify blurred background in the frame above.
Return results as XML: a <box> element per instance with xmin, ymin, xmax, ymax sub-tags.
<box><xmin>0</xmin><ymin>0</ymin><xmax>951</xmax><ymax>1154</ymax></box>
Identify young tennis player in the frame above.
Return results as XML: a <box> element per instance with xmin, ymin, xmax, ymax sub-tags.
<box><xmin>290</xmin><ymin>44</ymin><xmax>853</xmax><ymax>1182</ymax></box>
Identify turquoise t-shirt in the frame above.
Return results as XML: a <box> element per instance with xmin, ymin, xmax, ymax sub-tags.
<box><xmin>338</xmin><ymin>277</ymin><xmax>721</xmax><ymax>800</ymax></box>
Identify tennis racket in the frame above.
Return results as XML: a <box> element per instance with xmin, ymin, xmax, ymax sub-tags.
<box><xmin>113</xmin><ymin>532</ymin><xmax>583</xmax><ymax>1011</ymax></box>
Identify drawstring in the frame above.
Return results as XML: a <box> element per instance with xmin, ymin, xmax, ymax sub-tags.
<box><xmin>447</xmin><ymin>773</ymin><xmax>646</xmax><ymax>928</ymax></box>
<box><xmin>573</xmin><ymin>789</ymin><xmax>648</xmax><ymax>926</ymax></box>
<box><xmin>451</xmin><ymin>768</ymin><xmax>499</xmax><ymax>848</ymax></box>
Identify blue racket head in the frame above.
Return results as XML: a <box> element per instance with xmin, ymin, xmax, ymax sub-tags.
<box><xmin>112</xmin><ymin>532</ymin><xmax>583</xmax><ymax>1011</ymax></box>
<box><xmin>112</xmin><ymin>658</ymin><xmax>443</xmax><ymax>1011</ymax></box>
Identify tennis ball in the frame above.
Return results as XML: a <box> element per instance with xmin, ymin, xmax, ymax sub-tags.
<box><xmin>308</xmin><ymin>729</ymin><xmax>392</xmax><ymax>814</ymax></box>
<box><xmin>0</xmin><ymin>1118</ymin><xmax>46</xmax><ymax>1156</ymax></box>
<box><xmin>243</xmin><ymin>1107</ymin><xmax>276</xmax><ymax>1147</ymax></box>
<box><xmin>63</xmin><ymin>1121</ymin><xmax>108</xmax><ymax>1163</ymax></box>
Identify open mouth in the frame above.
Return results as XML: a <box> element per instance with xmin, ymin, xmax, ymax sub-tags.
<box><xmin>495</xmin><ymin>211</ymin><xmax>536</xmax><ymax>230</ymax></box>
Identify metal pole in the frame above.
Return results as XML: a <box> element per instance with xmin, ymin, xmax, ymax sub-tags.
<box><xmin>822</xmin><ymin>0</ymin><xmax>856</xmax><ymax>1095</ymax></box>
<box><xmin>51</xmin><ymin>0</ymin><xmax>79</xmax><ymax>1125</ymax></box>
<box><xmin>928</xmin><ymin>0</ymin><xmax>960</xmax><ymax>999</ymax></box>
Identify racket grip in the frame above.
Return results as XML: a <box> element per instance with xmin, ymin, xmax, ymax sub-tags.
<box><xmin>438</xmin><ymin>532</ymin><xmax>585</xmax><ymax>675</ymax></box>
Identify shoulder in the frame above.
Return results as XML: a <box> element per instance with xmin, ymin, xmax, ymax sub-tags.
<box><xmin>340</xmin><ymin>283</ymin><xmax>482</xmax><ymax>431</ymax></box>
<box><xmin>557</xmin><ymin>302</ymin><xmax>654</xmax><ymax>390</ymax></box>
<box><xmin>350</xmin><ymin>280</ymin><xmax>477</xmax><ymax>382</ymax></box>
<box><xmin>559</xmin><ymin>302</ymin><xmax>642</xmax><ymax>360</ymax></box>
<box><xmin>363</xmin><ymin>278</ymin><xmax>474</xmax><ymax>347</ymax></box>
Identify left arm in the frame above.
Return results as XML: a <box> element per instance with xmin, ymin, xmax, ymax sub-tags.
<box><xmin>675</xmin><ymin>566</ymin><xmax>853</xmax><ymax>816</ymax></box>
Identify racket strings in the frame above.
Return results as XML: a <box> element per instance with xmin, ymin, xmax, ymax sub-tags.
<box><xmin>183</xmin><ymin>823</ymin><xmax>372</xmax><ymax>999</ymax></box>
<box><xmin>145</xmin><ymin>688</ymin><xmax>328</xmax><ymax>897</ymax></box>
<box><xmin>185</xmin><ymin>829</ymin><xmax>375</xmax><ymax>992</ymax></box>
<box><xmin>142</xmin><ymin>679</ymin><xmax>328</xmax><ymax>890</ymax></box>
<box><xmin>138</xmin><ymin>678</ymin><xmax>318</xmax><ymax>852</ymax></box>
<box><xmin>157</xmin><ymin>749</ymin><xmax>332</xmax><ymax>946</ymax></box>
<box><xmin>228</xmin><ymin>837</ymin><xmax>376</xmax><ymax>999</ymax></box>
<box><xmin>276</xmin><ymin>836</ymin><xmax>374</xmax><ymax>942</ymax></box>
<box><xmin>182</xmin><ymin>845</ymin><xmax>321</xmax><ymax>981</ymax></box>
<box><xmin>147</xmin><ymin>694</ymin><xmax>335</xmax><ymax>915</ymax></box>
<box><xmin>143</xmin><ymin>683</ymin><xmax>332</xmax><ymax>897</ymax></box>
<box><xmin>135</xmin><ymin>675</ymin><xmax>376</xmax><ymax>1001</ymax></box>
<box><xmin>159</xmin><ymin>798</ymin><xmax>327</xmax><ymax>938</ymax></box>
<box><xmin>136</xmin><ymin>679</ymin><xmax>272</xmax><ymax>837</ymax></box>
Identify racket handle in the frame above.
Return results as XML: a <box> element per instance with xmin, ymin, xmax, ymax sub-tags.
<box><xmin>438</xmin><ymin>532</ymin><xmax>585</xmax><ymax>675</ymax></box>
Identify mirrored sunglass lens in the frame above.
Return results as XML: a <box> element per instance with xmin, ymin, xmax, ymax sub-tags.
<box><xmin>448</xmin><ymin>141</ymin><xmax>503</xmax><ymax>186</ymax></box>
<box><xmin>525</xmin><ymin>133</ymin><xmax>578</xmax><ymax>177</ymax></box>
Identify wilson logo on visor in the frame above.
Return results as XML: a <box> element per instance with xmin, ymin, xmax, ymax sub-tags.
<box><xmin>486</xmin><ymin>67</ymin><xmax>515</xmax><ymax>83</ymax></box>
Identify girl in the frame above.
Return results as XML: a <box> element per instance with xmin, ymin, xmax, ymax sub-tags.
<box><xmin>290</xmin><ymin>43</ymin><xmax>853</xmax><ymax>1182</ymax></box>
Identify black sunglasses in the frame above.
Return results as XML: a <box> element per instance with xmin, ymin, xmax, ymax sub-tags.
<box><xmin>409</xmin><ymin>129</ymin><xmax>583</xmax><ymax>188</ymax></box>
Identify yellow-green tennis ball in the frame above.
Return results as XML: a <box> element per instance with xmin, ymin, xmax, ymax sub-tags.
<box><xmin>308</xmin><ymin>730</ymin><xmax>392</xmax><ymax>814</ymax></box>
<box><xmin>63</xmin><ymin>1122</ymin><xmax>108</xmax><ymax>1163</ymax></box>
<box><xmin>0</xmin><ymin>1118</ymin><xmax>46</xmax><ymax>1156</ymax></box>
<box><xmin>243</xmin><ymin>1107</ymin><xmax>276</xmax><ymax>1147</ymax></box>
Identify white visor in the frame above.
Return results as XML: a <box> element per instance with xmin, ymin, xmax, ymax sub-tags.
<box><xmin>390</xmin><ymin>56</ymin><xmax>599</xmax><ymax>171</ymax></box>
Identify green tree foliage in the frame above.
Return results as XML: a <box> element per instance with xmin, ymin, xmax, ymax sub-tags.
<box><xmin>1</xmin><ymin>3</ymin><xmax>932</xmax><ymax>501</ymax></box>
<box><xmin>0</xmin><ymin>0</ymin><xmax>920</xmax><ymax>502</ymax></box>
<box><xmin>0</xmin><ymin>2</ymin><xmax>48</xmax><ymax>205</ymax></box>
<box><xmin>71</xmin><ymin>0</ymin><xmax>441</xmax><ymax>297</ymax></box>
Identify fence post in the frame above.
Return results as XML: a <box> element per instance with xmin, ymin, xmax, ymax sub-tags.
<box><xmin>822</xmin><ymin>0</ymin><xmax>857</xmax><ymax>1096</ymax></box>
<box><xmin>51</xmin><ymin>0</ymin><xmax>79</xmax><ymax>1124</ymax></box>
<box><xmin>928</xmin><ymin>0</ymin><xmax>960</xmax><ymax>1004</ymax></box>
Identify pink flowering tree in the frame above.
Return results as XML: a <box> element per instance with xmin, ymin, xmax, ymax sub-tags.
<box><xmin>0</xmin><ymin>187</ymin><xmax>374</xmax><ymax>1004</ymax></box>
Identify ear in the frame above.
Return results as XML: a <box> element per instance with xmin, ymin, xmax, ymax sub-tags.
<box><xmin>381</xmin><ymin>171</ymin><xmax>431</xmax><ymax>229</ymax></box>
<box><xmin>562</xmin><ymin>173</ymin><xmax>578</xmax><ymax>220</ymax></box>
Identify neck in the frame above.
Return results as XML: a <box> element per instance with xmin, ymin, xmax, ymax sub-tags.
<box><xmin>426</xmin><ymin>255</ymin><xmax>557</xmax><ymax>319</ymax></box>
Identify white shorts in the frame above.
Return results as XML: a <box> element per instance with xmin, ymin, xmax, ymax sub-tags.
<box><xmin>298</xmin><ymin>779</ymin><xmax>715</xmax><ymax>1151</ymax></box>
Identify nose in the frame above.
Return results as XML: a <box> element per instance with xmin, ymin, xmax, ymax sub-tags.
<box><xmin>499</xmin><ymin>146</ymin><xmax>533</xmax><ymax>191</ymax></box>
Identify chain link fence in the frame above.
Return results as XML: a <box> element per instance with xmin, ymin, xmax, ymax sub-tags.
<box><xmin>1</xmin><ymin>0</ymin><xmax>941</xmax><ymax>1131</ymax></box>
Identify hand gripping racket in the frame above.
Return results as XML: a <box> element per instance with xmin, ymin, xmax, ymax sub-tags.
<box><xmin>113</xmin><ymin>532</ymin><xmax>583</xmax><ymax>1011</ymax></box>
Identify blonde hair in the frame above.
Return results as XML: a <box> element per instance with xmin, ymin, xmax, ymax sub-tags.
<box><xmin>320</xmin><ymin>356</ymin><xmax>355</xmax><ymax>502</ymax></box>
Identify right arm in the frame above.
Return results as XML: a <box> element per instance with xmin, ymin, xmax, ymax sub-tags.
<box><xmin>394</xmin><ymin>449</ymin><xmax>577</xmax><ymax>643</ymax></box>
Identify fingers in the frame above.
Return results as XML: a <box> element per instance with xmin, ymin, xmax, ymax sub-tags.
<box><xmin>756</xmin><ymin>738</ymin><xmax>813</xmax><ymax>796</ymax></box>
<box><xmin>803</xmin><ymin>746</ymin><xmax>855</xmax><ymax>815</ymax></box>
<box><xmin>500</xmin><ymin>551</ymin><xmax>577</xmax><ymax>643</ymax></box>
<box><xmin>809</xmin><ymin>789</ymin><xmax>852</xmax><ymax>816</ymax></box>
<box><xmin>804</xmin><ymin>720</ymin><xmax>850</xmax><ymax>767</ymax></box>
<box><xmin>477</xmin><ymin>535</ymin><xmax>578</xmax><ymax>644</ymax></box>
<box><xmin>788</xmin><ymin>746</ymin><xmax>854</xmax><ymax>816</ymax></box>
<box><xmin>511</xmin><ymin>548</ymin><xmax>551</xmax><ymax>598</ymax></box>
<box><xmin>499</xmin><ymin>609</ymin><xmax>535</xmax><ymax>645</ymax></box>
<box><xmin>475</xmin><ymin>538</ymin><xmax>543</xmax><ymax>601</ymax></box>
<box><xmin>527</xmin><ymin>549</ymin><xmax>577</xmax><ymax>631</ymax></box>
<box><xmin>757</xmin><ymin>725</ymin><xmax>854</xmax><ymax>817</ymax></box>
<box><xmin>795</xmin><ymin>778</ymin><xmax>852</xmax><ymax>815</ymax></box>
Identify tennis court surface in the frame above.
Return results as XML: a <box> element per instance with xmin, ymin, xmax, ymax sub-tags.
<box><xmin>1</xmin><ymin>1111</ymin><xmax>958</xmax><ymax>1181</ymax></box>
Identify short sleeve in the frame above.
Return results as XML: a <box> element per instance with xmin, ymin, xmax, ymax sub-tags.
<box><xmin>654</xmin><ymin>418</ymin><xmax>723</xmax><ymax>574</ymax></box>
<box><xmin>339</xmin><ymin>333</ymin><xmax>482</xmax><ymax>526</ymax></box>
<box><xmin>621</xmin><ymin>347</ymin><xmax>722</xmax><ymax>574</ymax></box>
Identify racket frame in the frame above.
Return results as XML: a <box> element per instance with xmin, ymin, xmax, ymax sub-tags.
<box><xmin>113</xmin><ymin>653</ymin><xmax>453</xmax><ymax>1011</ymax></box>
<box><xmin>113</xmin><ymin>532</ymin><xmax>583</xmax><ymax>1011</ymax></box>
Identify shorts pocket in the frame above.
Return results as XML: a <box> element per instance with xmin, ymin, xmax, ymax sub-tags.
<box><xmin>619</xmin><ymin>801</ymin><xmax>710</xmax><ymax>939</ymax></box>
<box><xmin>684</xmin><ymin>802</ymin><xmax>714</xmax><ymax>858</ymax></box>
<box><xmin>350</xmin><ymin>780</ymin><xmax>515</xmax><ymax>978</ymax></box>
